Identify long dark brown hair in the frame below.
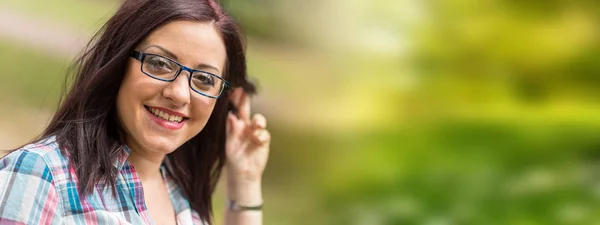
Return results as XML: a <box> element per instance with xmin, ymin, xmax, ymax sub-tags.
<box><xmin>35</xmin><ymin>0</ymin><xmax>255</xmax><ymax>222</ymax></box>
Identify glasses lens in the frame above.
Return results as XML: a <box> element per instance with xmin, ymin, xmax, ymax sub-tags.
<box><xmin>190</xmin><ymin>71</ymin><xmax>224</xmax><ymax>97</ymax></box>
<box><xmin>142</xmin><ymin>55</ymin><xmax>178</xmax><ymax>80</ymax></box>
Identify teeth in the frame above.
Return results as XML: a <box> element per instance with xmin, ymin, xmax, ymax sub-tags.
<box><xmin>148</xmin><ymin>107</ymin><xmax>183</xmax><ymax>123</ymax></box>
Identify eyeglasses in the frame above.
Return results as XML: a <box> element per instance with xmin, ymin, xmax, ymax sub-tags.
<box><xmin>130</xmin><ymin>51</ymin><xmax>229</xmax><ymax>99</ymax></box>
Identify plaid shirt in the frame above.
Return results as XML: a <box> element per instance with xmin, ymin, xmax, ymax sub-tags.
<box><xmin>0</xmin><ymin>136</ymin><xmax>205</xmax><ymax>225</ymax></box>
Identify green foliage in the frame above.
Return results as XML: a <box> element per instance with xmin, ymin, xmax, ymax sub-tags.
<box><xmin>411</xmin><ymin>0</ymin><xmax>600</xmax><ymax>104</ymax></box>
<box><xmin>320</xmin><ymin>121</ymin><xmax>600</xmax><ymax>225</ymax></box>
<box><xmin>0</xmin><ymin>40</ymin><xmax>68</xmax><ymax>108</ymax></box>
<box><xmin>0</xmin><ymin>0</ymin><xmax>118</xmax><ymax>31</ymax></box>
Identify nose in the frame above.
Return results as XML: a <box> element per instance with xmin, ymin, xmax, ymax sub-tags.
<box><xmin>162</xmin><ymin>70</ymin><xmax>191</xmax><ymax>106</ymax></box>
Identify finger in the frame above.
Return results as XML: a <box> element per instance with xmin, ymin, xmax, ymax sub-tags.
<box><xmin>250</xmin><ymin>129</ymin><xmax>271</xmax><ymax>145</ymax></box>
<box><xmin>228</xmin><ymin>112</ymin><xmax>246</xmax><ymax>136</ymax></box>
<box><xmin>228</xmin><ymin>88</ymin><xmax>243</xmax><ymax>116</ymax></box>
<box><xmin>228</xmin><ymin>87</ymin><xmax>242</xmax><ymax>104</ymax></box>
<box><xmin>251</xmin><ymin>113</ymin><xmax>267</xmax><ymax>129</ymax></box>
<box><xmin>237</xmin><ymin>91</ymin><xmax>251</xmax><ymax>123</ymax></box>
<box><xmin>226</xmin><ymin>112</ymin><xmax>236</xmax><ymax>135</ymax></box>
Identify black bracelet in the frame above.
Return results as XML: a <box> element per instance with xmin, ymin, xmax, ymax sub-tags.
<box><xmin>227</xmin><ymin>199</ymin><xmax>263</xmax><ymax>211</ymax></box>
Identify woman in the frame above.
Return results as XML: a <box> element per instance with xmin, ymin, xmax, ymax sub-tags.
<box><xmin>0</xmin><ymin>0</ymin><xmax>270</xmax><ymax>224</ymax></box>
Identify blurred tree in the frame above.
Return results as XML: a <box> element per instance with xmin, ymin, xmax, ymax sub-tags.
<box><xmin>410</xmin><ymin>0</ymin><xmax>600</xmax><ymax>106</ymax></box>
<box><xmin>314</xmin><ymin>0</ymin><xmax>600</xmax><ymax>224</ymax></box>
<box><xmin>221</xmin><ymin>0</ymin><xmax>320</xmax><ymax>45</ymax></box>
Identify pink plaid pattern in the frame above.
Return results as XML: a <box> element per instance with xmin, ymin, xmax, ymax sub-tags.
<box><xmin>0</xmin><ymin>137</ymin><xmax>205</xmax><ymax>224</ymax></box>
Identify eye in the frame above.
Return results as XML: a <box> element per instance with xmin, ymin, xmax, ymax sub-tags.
<box><xmin>192</xmin><ymin>72</ymin><xmax>215</xmax><ymax>86</ymax></box>
<box><xmin>144</xmin><ymin>55</ymin><xmax>174</xmax><ymax>74</ymax></box>
<box><xmin>190</xmin><ymin>72</ymin><xmax>217</xmax><ymax>92</ymax></box>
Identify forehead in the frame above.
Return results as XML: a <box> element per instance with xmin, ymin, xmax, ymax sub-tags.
<box><xmin>140</xmin><ymin>20</ymin><xmax>226</xmax><ymax>73</ymax></box>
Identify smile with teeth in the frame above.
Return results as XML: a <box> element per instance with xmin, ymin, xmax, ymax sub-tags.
<box><xmin>147</xmin><ymin>107</ymin><xmax>185</xmax><ymax>123</ymax></box>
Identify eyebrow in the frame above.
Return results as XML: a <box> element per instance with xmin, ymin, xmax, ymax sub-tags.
<box><xmin>142</xmin><ymin>45</ymin><xmax>221</xmax><ymax>74</ymax></box>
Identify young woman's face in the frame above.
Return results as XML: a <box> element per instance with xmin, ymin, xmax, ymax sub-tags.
<box><xmin>116</xmin><ymin>20</ymin><xmax>226</xmax><ymax>155</ymax></box>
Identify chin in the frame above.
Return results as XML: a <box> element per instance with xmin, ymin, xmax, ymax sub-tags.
<box><xmin>142</xmin><ymin>136</ymin><xmax>183</xmax><ymax>154</ymax></box>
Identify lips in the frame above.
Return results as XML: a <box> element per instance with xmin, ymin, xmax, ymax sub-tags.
<box><xmin>145</xmin><ymin>106</ymin><xmax>185</xmax><ymax>123</ymax></box>
<box><xmin>144</xmin><ymin>105</ymin><xmax>188</xmax><ymax>130</ymax></box>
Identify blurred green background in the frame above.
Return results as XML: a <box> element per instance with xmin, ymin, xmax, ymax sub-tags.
<box><xmin>1</xmin><ymin>0</ymin><xmax>599</xmax><ymax>224</ymax></box>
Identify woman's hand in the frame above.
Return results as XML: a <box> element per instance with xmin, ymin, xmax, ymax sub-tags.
<box><xmin>225</xmin><ymin>88</ymin><xmax>270</xmax><ymax>204</ymax></box>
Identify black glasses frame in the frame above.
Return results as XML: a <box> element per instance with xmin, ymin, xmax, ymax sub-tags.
<box><xmin>130</xmin><ymin>51</ymin><xmax>230</xmax><ymax>99</ymax></box>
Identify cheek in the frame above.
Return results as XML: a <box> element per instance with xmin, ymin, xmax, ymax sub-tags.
<box><xmin>120</xmin><ymin>69</ymin><xmax>162</xmax><ymax>105</ymax></box>
<box><xmin>115</xmin><ymin>86</ymin><xmax>136</xmax><ymax>139</ymax></box>
<box><xmin>116</xmin><ymin>75</ymin><xmax>140</xmax><ymax>134</ymax></box>
<box><xmin>188</xmin><ymin>97</ymin><xmax>217</xmax><ymax>129</ymax></box>
<box><xmin>116</xmin><ymin>69</ymin><xmax>160</xmax><ymax>130</ymax></box>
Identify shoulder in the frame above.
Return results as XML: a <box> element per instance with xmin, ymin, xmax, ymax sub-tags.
<box><xmin>0</xmin><ymin>136</ymin><xmax>65</xmax><ymax>222</ymax></box>
<box><xmin>0</xmin><ymin>136</ymin><xmax>68</xmax><ymax>181</ymax></box>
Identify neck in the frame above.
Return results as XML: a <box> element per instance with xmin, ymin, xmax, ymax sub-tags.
<box><xmin>126</xmin><ymin>144</ymin><xmax>165</xmax><ymax>182</ymax></box>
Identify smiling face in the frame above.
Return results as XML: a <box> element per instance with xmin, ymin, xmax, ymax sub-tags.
<box><xmin>116</xmin><ymin>20</ymin><xmax>227</xmax><ymax>156</ymax></box>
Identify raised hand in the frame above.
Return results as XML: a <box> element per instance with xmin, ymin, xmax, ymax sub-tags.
<box><xmin>225</xmin><ymin>88</ymin><xmax>270</xmax><ymax>204</ymax></box>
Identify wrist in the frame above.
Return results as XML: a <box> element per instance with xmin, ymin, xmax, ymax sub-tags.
<box><xmin>227</xmin><ymin>177</ymin><xmax>263</xmax><ymax>205</ymax></box>
<box><xmin>227</xmin><ymin>199</ymin><xmax>263</xmax><ymax>211</ymax></box>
